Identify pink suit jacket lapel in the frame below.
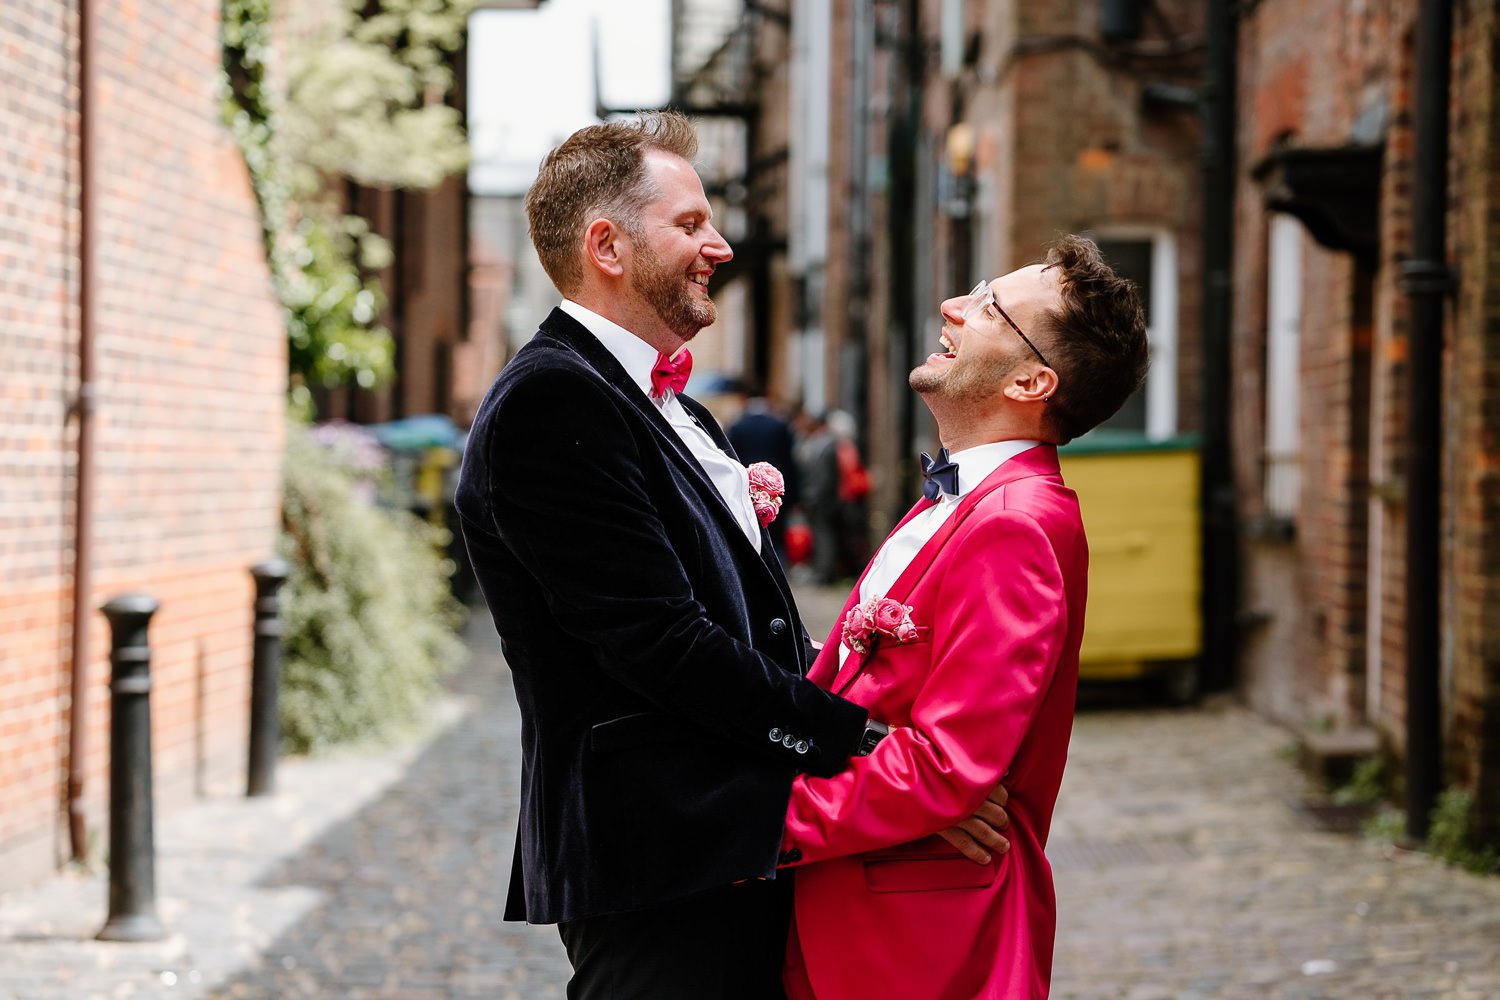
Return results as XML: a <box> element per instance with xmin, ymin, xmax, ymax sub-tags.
<box><xmin>827</xmin><ymin>444</ymin><xmax>1060</xmax><ymax>695</ymax></box>
<box><xmin>805</xmin><ymin>496</ymin><xmax>938</xmax><ymax>689</ymax></box>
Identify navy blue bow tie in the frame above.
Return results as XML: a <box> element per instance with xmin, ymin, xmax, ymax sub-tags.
<box><xmin>920</xmin><ymin>449</ymin><xmax>960</xmax><ymax>501</ymax></box>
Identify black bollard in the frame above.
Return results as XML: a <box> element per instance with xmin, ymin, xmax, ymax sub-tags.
<box><xmin>246</xmin><ymin>559</ymin><xmax>290</xmax><ymax>797</ymax></box>
<box><xmin>96</xmin><ymin>594</ymin><xmax>166</xmax><ymax>942</ymax></box>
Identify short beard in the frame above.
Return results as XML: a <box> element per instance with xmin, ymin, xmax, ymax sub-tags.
<box><xmin>908</xmin><ymin>363</ymin><xmax>943</xmax><ymax>394</ymax></box>
<box><xmin>631</xmin><ymin>239</ymin><xmax>714</xmax><ymax>340</ymax></box>
<box><xmin>910</xmin><ymin>351</ymin><xmax>1022</xmax><ymax>403</ymax></box>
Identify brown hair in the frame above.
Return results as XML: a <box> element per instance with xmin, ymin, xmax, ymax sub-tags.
<box><xmin>524</xmin><ymin>111</ymin><xmax>700</xmax><ymax>294</ymax></box>
<box><xmin>1033</xmin><ymin>234</ymin><xmax>1150</xmax><ymax>443</ymax></box>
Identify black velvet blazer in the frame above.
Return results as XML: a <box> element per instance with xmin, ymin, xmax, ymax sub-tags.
<box><xmin>455</xmin><ymin>308</ymin><xmax>868</xmax><ymax>924</ymax></box>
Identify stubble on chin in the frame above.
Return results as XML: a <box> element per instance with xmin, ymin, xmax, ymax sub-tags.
<box><xmin>909</xmin><ymin>362</ymin><xmax>943</xmax><ymax>395</ymax></box>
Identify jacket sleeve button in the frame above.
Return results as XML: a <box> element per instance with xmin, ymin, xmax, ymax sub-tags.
<box><xmin>782</xmin><ymin>734</ymin><xmax>797</xmax><ymax>748</ymax></box>
<box><xmin>768</xmin><ymin>727</ymin><xmax>783</xmax><ymax>742</ymax></box>
<box><xmin>794</xmin><ymin>740</ymin><xmax>809</xmax><ymax>754</ymax></box>
<box><xmin>770</xmin><ymin>617</ymin><xmax>788</xmax><ymax>635</ymax></box>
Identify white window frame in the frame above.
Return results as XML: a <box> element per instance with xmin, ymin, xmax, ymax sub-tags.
<box><xmin>1263</xmin><ymin>214</ymin><xmax>1303</xmax><ymax>520</ymax></box>
<box><xmin>1091</xmin><ymin>226</ymin><xmax>1179</xmax><ymax>439</ymax></box>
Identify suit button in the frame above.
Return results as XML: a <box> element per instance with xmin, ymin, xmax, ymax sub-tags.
<box><xmin>782</xmin><ymin>734</ymin><xmax>796</xmax><ymax>748</ymax></box>
<box><xmin>794</xmin><ymin>740</ymin><xmax>809</xmax><ymax>755</ymax></box>
<box><xmin>770</xmin><ymin>617</ymin><xmax>787</xmax><ymax>635</ymax></box>
<box><xmin>779</xmin><ymin>848</ymin><xmax>803</xmax><ymax>864</ymax></box>
<box><xmin>768</xmin><ymin>727</ymin><xmax>783</xmax><ymax>742</ymax></box>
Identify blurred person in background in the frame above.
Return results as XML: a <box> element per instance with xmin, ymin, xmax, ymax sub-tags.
<box><xmin>794</xmin><ymin>410</ymin><xmax>841</xmax><ymax>584</ymax></box>
<box><xmin>827</xmin><ymin>409</ymin><xmax>871</xmax><ymax>576</ymax></box>
<box><xmin>797</xmin><ymin>409</ymin><xmax>871</xmax><ymax>584</ymax></box>
<box><xmin>778</xmin><ymin>236</ymin><xmax>1149</xmax><ymax>999</ymax></box>
<box><xmin>728</xmin><ymin>387</ymin><xmax>801</xmax><ymax>560</ymax></box>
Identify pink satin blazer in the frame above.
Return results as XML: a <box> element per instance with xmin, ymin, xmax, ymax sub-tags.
<box><xmin>781</xmin><ymin>445</ymin><xmax>1088</xmax><ymax>999</ymax></box>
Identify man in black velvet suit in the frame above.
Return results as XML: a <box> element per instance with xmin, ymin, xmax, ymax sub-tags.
<box><xmin>455</xmin><ymin>113</ymin><xmax>879</xmax><ymax>998</ymax></box>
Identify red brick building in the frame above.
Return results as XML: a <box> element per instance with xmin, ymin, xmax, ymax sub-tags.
<box><xmin>1233</xmin><ymin>0</ymin><xmax>1500</xmax><ymax>839</ymax></box>
<box><xmin>675</xmin><ymin>0</ymin><xmax>1206</xmax><ymax>528</ymax></box>
<box><xmin>0</xmin><ymin>1</ymin><xmax>285</xmax><ymax>887</ymax></box>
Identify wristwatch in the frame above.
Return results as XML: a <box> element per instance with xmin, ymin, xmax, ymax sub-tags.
<box><xmin>855</xmin><ymin>719</ymin><xmax>890</xmax><ymax>756</ymax></box>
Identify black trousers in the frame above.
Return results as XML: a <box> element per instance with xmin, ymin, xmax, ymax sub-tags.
<box><xmin>557</xmin><ymin>878</ymin><xmax>792</xmax><ymax>1000</ymax></box>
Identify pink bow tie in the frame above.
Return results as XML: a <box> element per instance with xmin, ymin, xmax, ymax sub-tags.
<box><xmin>650</xmin><ymin>349</ymin><xmax>692</xmax><ymax>398</ymax></box>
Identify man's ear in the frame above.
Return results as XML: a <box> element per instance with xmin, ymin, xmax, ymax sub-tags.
<box><xmin>1003</xmin><ymin>365</ymin><xmax>1059</xmax><ymax>404</ymax></box>
<box><xmin>583</xmin><ymin>217</ymin><xmax>627</xmax><ymax>278</ymax></box>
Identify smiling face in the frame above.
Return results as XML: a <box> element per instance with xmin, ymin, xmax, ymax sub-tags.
<box><xmin>624</xmin><ymin>150</ymin><xmax>733</xmax><ymax>342</ymax></box>
<box><xmin>910</xmin><ymin>263</ymin><xmax>1062</xmax><ymax>402</ymax></box>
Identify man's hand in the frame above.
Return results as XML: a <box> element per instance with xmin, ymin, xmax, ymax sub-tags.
<box><xmin>938</xmin><ymin>783</ymin><xmax>1010</xmax><ymax>863</ymax></box>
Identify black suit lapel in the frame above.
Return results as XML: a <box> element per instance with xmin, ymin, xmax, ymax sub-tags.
<box><xmin>681</xmin><ymin>389</ymin><xmax>802</xmax><ymax>667</ymax></box>
<box><xmin>537</xmin><ymin>309</ymin><xmax>771</xmax><ymax>572</ymax></box>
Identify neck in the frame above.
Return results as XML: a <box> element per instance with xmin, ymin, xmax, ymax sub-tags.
<box><xmin>571</xmin><ymin>288</ymin><xmax>685</xmax><ymax>356</ymax></box>
<box><xmin>928</xmin><ymin>401</ymin><xmax>1043</xmax><ymax>453</ymax></box>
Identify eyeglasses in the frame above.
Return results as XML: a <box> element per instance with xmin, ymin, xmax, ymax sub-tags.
<box><xmin>961</xmin><ymin>280</ymin><xmax>1053</xmax><ymax>370</ymax></box>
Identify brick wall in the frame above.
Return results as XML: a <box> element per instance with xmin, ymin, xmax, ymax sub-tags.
<box><xmin>1450</xmin><ymin>0</ymin><xmax>1500</xmax><ymax>841</ymax></box>
<box><xmin>999</xmin><ymin>0</ymin><xmax>1206</xmax><ymax>434</ymax></box>
<box><xmin>1236</xmin><ymin>0</ymin><xmax>1500</xmax><ymax>841</ymax></box>
<box><xmin>0</xmin><ymin>0</ymin><xmax>284</xmax><ymax>887</ymax></box>
<box><xmin>1372</xmin><ymin>24</ymin><xmax>1415</xmax><ymax>744</ymax></box>
<box><xmin>1232</xmin><ymin>0</ymin><xmax>1381</xmax><ymax>729</ymax></box>
<box><xmin>0</xmin><ymin>0</ymin><xmax>78</xmax><ymax>882</ymax></box>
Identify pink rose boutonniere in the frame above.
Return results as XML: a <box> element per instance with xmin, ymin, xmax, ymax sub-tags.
<box><xmin>746</xmin><ymin>461</ymin><xmax>785</xmax><ymax>528</ymax></box>
<box><xmin>841</xmin><ymin>596</ymin><xmax>920</xmax><ymax>654</ymax></box>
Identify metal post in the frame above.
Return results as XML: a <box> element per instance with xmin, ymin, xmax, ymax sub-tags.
<box><xmin>97</xmin><ymin>595</ymin><xmax>165</xmax><ymax>943</ymax></box>
<box><xmin>1399</xmin><ymin>0</ymin><xmax>1455</xmax><ymax>844</ymax></box>
<box><xmin>1198</xmin><ymin>0</ymin><xmax>1240</xmax><ymax>693</ymax></box>
<box><xmin>247</xmin><ymin>560</ymin><xmax>291</xmax><ymax>797</ymax></box>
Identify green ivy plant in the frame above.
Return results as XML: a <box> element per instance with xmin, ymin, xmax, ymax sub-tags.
<box><xmin>221</xmin><ymin>0</ymin><xmax>474</xmax><ymax>407</ymax></box>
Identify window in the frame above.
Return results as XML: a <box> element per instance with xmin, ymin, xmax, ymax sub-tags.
<box><xmin>1092</xmin><ymin>230</ymin><xmax>1178</xmax><ymax>439</ymax></box>
<box><xmin>1263</xmin><ymin>214</ymin><xmax>1303</xmax><ymax>520</ymax></box>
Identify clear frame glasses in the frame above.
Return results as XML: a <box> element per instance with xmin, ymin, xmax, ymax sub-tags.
<box><xmin>961</xmin><ymin>280</ymin><xmax>1053</xmax><ymax>370</ymax></box>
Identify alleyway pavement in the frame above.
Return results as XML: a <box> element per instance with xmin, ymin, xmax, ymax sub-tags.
<box><xmin>0</xmin><ymin>583</ymin><xmax>1496</xmax><ymax>998</ymax></box>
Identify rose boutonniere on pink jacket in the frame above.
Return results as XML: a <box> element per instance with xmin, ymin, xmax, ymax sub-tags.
<box><xmin>841</xmin><ymin>596</ymin><xmax>920</xmax><ymax>654</ymax></box>
<box><xmin>746</xmin><ymin>461</ymin><xmax>785</xmax><ymax>527</ymax></box>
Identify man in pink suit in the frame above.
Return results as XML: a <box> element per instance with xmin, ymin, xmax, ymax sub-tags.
<box><xmin>780</xmin><ymin>235</ymin><xmax>1150</xmax><ymax>999</ymax></box>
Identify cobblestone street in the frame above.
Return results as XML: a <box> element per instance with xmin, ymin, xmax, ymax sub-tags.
<box><xmin>1049</xmin><ymin>707</ymin><xmax>1500</xmax><ymax>999</ymax></box>
<box><xmin>1</xmin><ymin>586</ymin><xmax>1496</xmax><ymax>998</ymax></box>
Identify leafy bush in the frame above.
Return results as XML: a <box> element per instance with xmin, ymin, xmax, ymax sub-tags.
<box><xmin>1427</xmin><ymin>790</ymin><xmax>1500</xmax><ymax>875</ymax></box>
<box><xmin>1331</xmin><ymin>755</ymin><xmax>1387</xmax><ymax>806</ymax></box>
<box><xmin>278</xmin><ymin>420</ymin><xmax>466</xmax><ymax>752</ymax></box>
<box><xmin>1361</xmin><ymin>787</ymin><xmax>1500</xmax><ymax>876</ymax></box>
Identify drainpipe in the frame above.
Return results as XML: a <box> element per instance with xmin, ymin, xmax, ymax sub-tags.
<box><xmin>1398</xmin><ymin>0</ymin><xmax>1454</xmax><ymax>843</ymax></box>
<box><xmin>888</xmin><ymin>0</ymin><xmax>921</xmax><ymax>498</ymax></box>
<box><xmin>1199</xmin><ymin>0</ymin><xmax>1239</xmax><ymax>693</ymax></box>
<box><xmin>845</xmin><ymin>0</ymin><xmax>875</xmax><ymax>514</ymax></box>
<box><xmin>67</xmin><ymin>0</ymin><xmax>101</xmax><ymax>863</ymax></box>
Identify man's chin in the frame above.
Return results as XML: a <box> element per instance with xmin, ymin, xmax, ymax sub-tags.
<box><xmin>909</xmin><ymin>364</ymin><xmax>944</xmax><ymax>393</ymax></box>
<box><xmin>679</xmin><ymin>304</ymin><xmax>715</xmax><ymax>339</ymax></box>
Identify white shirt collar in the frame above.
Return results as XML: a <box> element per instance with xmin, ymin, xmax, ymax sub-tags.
<box><xmin>944</xmin><ymin>439</ymin><xmax>1043</xmax><ymax>497</ymax></box>
<box><xmin>560</xmin><ymin>299</ymin><xmax>674</xmax><ymax>398</ymax></box>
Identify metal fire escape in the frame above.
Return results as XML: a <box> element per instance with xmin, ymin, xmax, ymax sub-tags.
<box><xmin>596</xmin><ymin>0</ymin><xmax>789</xmax><ymax>388</ymax></box>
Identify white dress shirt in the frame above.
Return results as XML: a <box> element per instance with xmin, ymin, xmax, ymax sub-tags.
<box><xmin>838</xmin><ymin>438</ymin><xmax>1041</xmax><ymax>666</ymax></box>
<box><xmin>561</xmin><ymin>300</ymin><xmax>763</xmax><ymax>552</ymax></box>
